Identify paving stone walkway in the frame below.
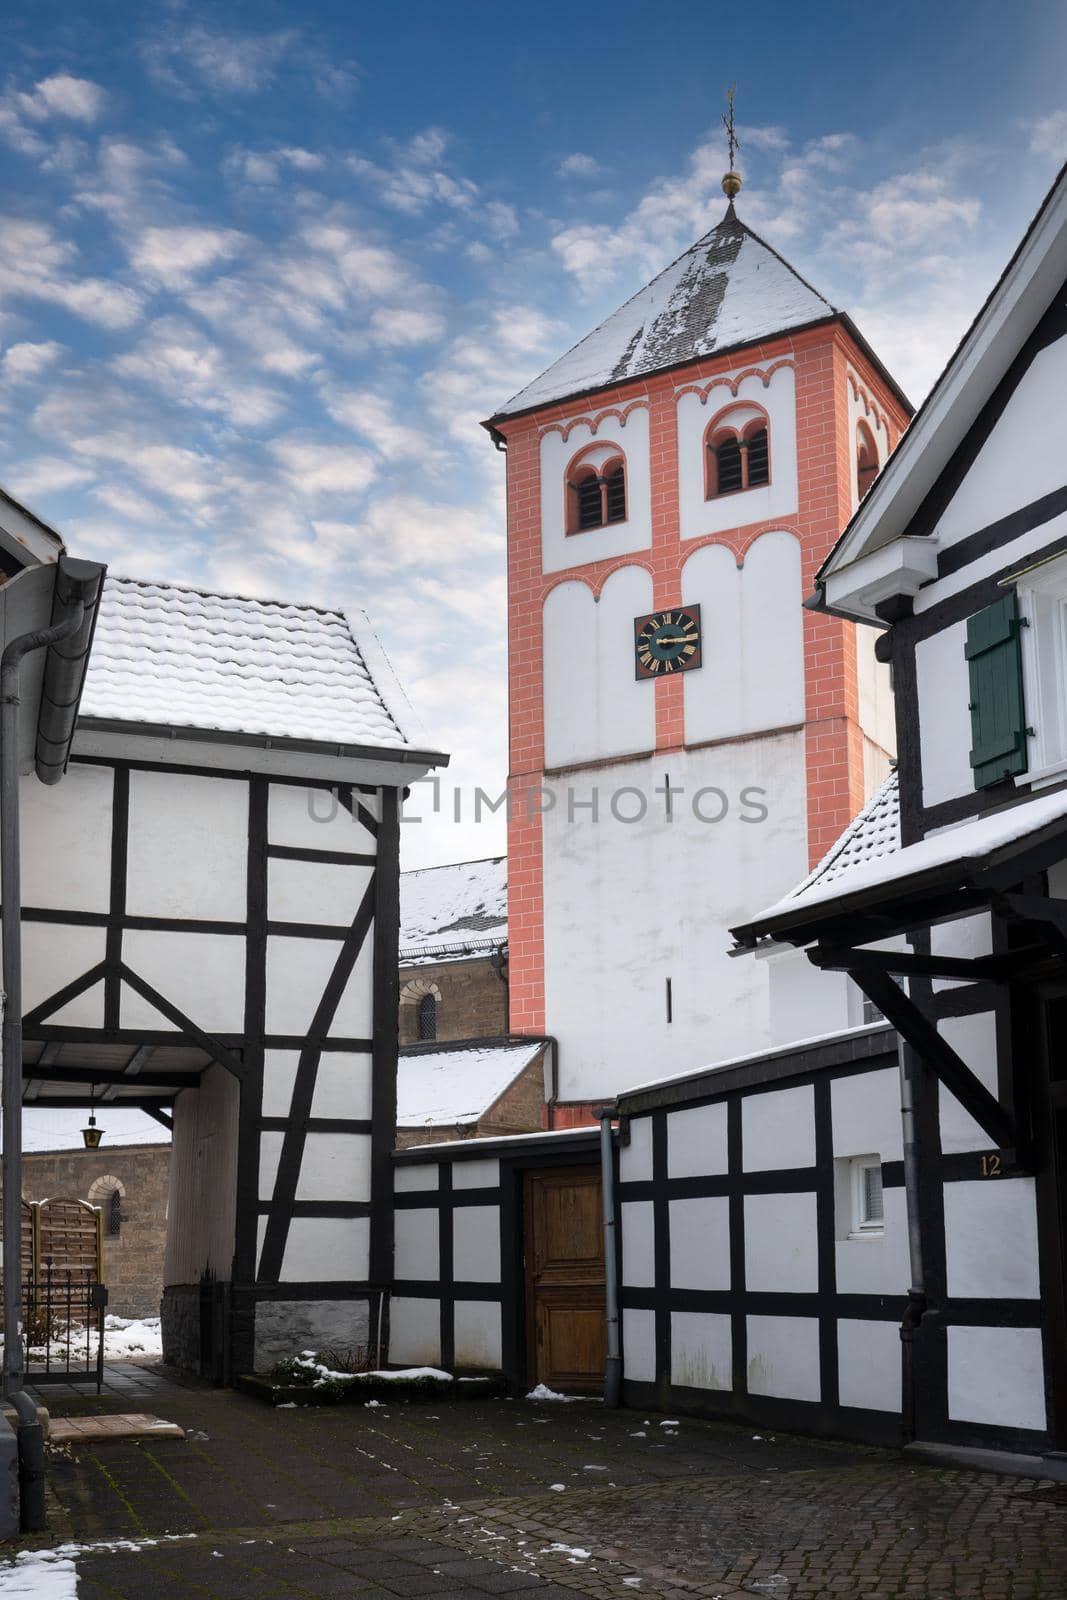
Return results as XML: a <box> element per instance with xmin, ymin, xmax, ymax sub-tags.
<box><xmin>2</xmin><ymin>1366</ymin><xmax>1064</xmax><ymax>1597</ymax></box>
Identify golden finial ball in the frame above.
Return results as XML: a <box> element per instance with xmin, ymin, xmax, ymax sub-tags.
<box><xmin>722</xmin><ymin>170</ymin><xmax>742</xmax><ymax>200</ymax></box>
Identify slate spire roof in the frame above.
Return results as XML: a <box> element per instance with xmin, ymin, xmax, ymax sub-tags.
<box><xmin>491</xmin><ymin>203</ymin><xmax>839</xmax><ymax>422</ymax></box>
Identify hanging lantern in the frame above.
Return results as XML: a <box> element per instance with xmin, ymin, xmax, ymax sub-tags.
<box><xmin>82</xmin><ymin>1086</ymin><xmax>103</xmax><ymax>1149</ymax></box>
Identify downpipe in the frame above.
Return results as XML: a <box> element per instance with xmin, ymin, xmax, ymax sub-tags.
<box><xmin>596</xmin><ymin>1108</ymin><xmax>621</xmax><ymax>1408</ymax></box>
<box><xmin>2</xmin><ymin>598</ymin><xmax>85</xmax><ymax>1531</ymax></box>
<box><xmin>897</xmin><ymin>1037</ymin><xmax>927</xmax><ymax>1445</ymax></box>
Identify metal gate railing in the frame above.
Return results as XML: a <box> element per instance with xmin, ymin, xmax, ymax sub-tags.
<box><xmin>24</xmin><ymin>1260</ymin><xmax>106</xmax><ymax>1391</ymax></box>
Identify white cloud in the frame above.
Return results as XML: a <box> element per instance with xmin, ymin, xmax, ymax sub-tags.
<box><xmin>368</xmin><ymin>307</ymin><xmax>445</xmax><ymax>347</ymax></box>
<box><xmin>321</xmin><ymin>390</ymin><xmax>426</xmax><ymax>459</ymax></box>
<box><xmin>271</xmin><ymin>438</ymin><xmax>379</xmax><ymax>498</ymax></box>
<box><xmin>0</xmin><ymin>217</ymin><xmax>142</xmax><ymax>329</ymax></box>
<box><xmin>113</xmin><ymin>317</ymin><xmax>283</xmax><ymax>427</ymax></box>
<box><xmin>3</xmin><ymin>455</ymin><xmax>94</xmax><ymax>499</ymax></box>
<box><xmin>143</xmin><ymin>24</ymin><xmax>299</xmax><ymax>96</ymax></box>
<box><xmin>27</xmin><ymin>75</ymin><xmax>107</xmax><ymax>123</ymax></box>
<box><xmin>224</xmin><ymin>145</ymin><xmax>327</xmax><ymax>185</ymax></box>
<box><xmin>1030</xmin><ymin>110</ymin><xmax>1067</xmax><ymax>162</ymax></box>
<box><xmin>1</xmin><ymin>340</ymin><xmax>64</xmax><ymax>381</ymax></box>
<box><xmin>557</xmin><ymin>153</ymin><xmax>601</xmax><ymax>180</ymax></box>
<box><xmin>92</xmin><ymin>483</ymin><xmax>163</xmax><ymax>522</ymax></box>
<box><xmin>130</xmin><ymin>225</ymin><xmax>246</xmax><ymax>290</ymax></box>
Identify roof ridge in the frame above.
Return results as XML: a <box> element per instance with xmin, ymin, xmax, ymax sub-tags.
<box><xmin>107</xmin><ymin>572</ymin><xmax>346</xmax><ymax>623</ymax></box>
<box><xmin>401</xmin><ymin>855</ymin><xmax>506</xmax><ymax>877</ymax></box>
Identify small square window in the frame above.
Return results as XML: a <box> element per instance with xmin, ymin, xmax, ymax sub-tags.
<box><xmin>849</xmin><ymin>1156</ymin><xmax>884</xmax><ymax>1236</ymax></box>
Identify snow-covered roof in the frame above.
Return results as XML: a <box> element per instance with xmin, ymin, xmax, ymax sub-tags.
<box><xmin>617</xmin><ymin>1021</ymin><xmax>893</xmax><ymax>1103</ymax></box>
<box><xmin>492</xmin><ymin>205</ymin><xmax>837</xmax><ymax>421</ymax></box>
<box><xmin>397</xmin><ymin>1040</ymin><xmax>544</xmax><ymax>1128</ymax></box>
<box><xmin>788</xmin><ymin>770</ymin><xmax>900</xmax><ymax>902</ymax></box>
<box><xmin>15</xmin><ymin>1108</ymin><xmax>171</xmax><ymax>1154</ymax></box>
<box><xmin>400</xmin><ymin>857</ymin><xmax>507</xmax><ymax>964</ymax></box>
<box><xmin>79</xmin><ymin>575</ymin><xmax>439</xmax><ymax>757</ymax></box>
<box><xmin>737</xmin><ymin>783</ymin><xmax>1067</xmax><ymax>942</ymax></box>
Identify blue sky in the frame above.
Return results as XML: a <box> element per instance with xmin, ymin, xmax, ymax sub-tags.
<box><xmin>0</xmin><ymin>1</ymin><xmax>1064</xmax><ymax>867</ymax></box>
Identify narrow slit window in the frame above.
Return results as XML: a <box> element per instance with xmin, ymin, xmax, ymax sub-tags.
<box><xmin>107</xmin><ymin>1189</ymin><xmax>123</xmax><ymax>1237</ymax></box>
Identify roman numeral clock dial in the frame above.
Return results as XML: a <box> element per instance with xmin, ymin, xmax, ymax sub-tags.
<box><xmin>634</xmin><ymin>607</ymin><xmax>703</xmax><ymax>680</ymax></box>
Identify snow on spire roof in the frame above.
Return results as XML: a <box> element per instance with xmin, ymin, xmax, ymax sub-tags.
<box><xmin>79</xmin><ymin>574</ymin><xmax>440</xmax><ymax>757</ymax></box>
<box><xmin>491</xmin><ymin>205</ymin><xmax>837</xmax><ymax>421</ymax></box>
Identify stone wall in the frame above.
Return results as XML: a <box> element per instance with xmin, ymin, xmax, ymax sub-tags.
<box><xmin>399</xmin><ymin>956</ymin><xmax>507</xmax><ymax>1045</ymax></box>
<box><xmin>21</xmin><ymin>1143</ymin><xmax>170</xmax><ymax>1318</ymax></box>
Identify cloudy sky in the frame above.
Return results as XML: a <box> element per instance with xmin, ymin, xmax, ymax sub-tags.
<box><xmin>0</xmin><ymin>0</ymin><xmax>1064</xmax><ymax>868</ymax></box>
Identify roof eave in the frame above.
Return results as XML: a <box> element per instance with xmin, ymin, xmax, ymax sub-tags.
<box><xmin>75</xmin><ymin>715</ymin><xmax>449</xmax><ymax>772</ymax></box>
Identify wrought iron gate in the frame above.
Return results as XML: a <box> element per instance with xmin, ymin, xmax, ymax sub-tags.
<box><xmin>4</xmin><ymin>1198</ymin><xmax>107</xmax><ymax>1391</ymax></box>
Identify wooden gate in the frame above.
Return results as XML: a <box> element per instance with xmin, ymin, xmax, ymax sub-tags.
<box><xmin>21</xmin><ymin>1199</ymin><xmax>105</xmax><ymax>1390</ymax></box>
<box><xmin>523</xmin><ymin>1166</ymin><xmax>606</xmax><ymax>1393</ymax></box>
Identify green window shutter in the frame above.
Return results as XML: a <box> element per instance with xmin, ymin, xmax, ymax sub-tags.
<box><xmin>965</xmin><ymin>592</ymin><xmax>1028</xmax><ymax>789</ymax></box>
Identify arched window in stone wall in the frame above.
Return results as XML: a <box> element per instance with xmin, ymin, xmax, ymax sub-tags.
<box><xmin>705</xmin><ymin>403</ymin><xmax>771</xmax><ymax>499</ymax></box>
<box><xmin>88</xmin><ymin>1175</ymin><xmax>126</xmax><ymax>1238</ymax></box>
<box><xmin>400</xmin><ymin>977</ymin><xmax>443</xmax><ymax>1045</ymax></box>
<box><xmin>417</xmin><ymin>992</ymin><xmax>438</xmax><ymax>1041</ymax></box>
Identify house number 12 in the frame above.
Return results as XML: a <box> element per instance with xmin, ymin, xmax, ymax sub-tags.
<box><xmin>980</xmin><ymin>1153</ymin><xmax>1002</xmax><ymax>1177</ymax></box>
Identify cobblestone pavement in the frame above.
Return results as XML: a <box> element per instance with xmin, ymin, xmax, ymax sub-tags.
<box><xmin>2</xmin><ymin>1366</ymin><xmax>1064</xmax><ymax>1598</ymax></box>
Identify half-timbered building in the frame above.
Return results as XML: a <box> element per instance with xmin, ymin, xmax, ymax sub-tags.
<box><xmin>20</xmin><ymin>572</ymin><xmax>446</xmax><ymax>1376</ymax></box>
<box><xmin>731</xmin><ymin>159</ymin><xmax>1067</xmax><ymax>1457</ymax></box>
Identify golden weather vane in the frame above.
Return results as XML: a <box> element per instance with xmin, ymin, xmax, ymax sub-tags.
<box><xmin>722</xmin><ymin>85</ymin><xmax>742</xmax><ymax>201</ymax></box>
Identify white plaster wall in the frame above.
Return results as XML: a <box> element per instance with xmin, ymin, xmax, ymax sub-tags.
<box><xmin>622</xmin><ymin>1307</ymin><xmax>656</xmax><ymax>1382</ymax></box>
<box><xmin>543</xmin><ymin>567</ymin><xmax>655</xmax><ymax>768</ymax></box>
<box><xmin>931</xmin><ymin>913</ymin><xmax>992</xmax><ymax>992</ymax></box>
<box><xmin>671</xmin><ymin>1311</ymin><xmax>732</xmax><ymax>1391</ymax></box>
<box><xmin>742</xmin><ymin>1084</ymin><xmax>816</xmax><ymax>1171</ymax></box>
<box><xmin>744</xmin><ymin>1191</ymin><xmax>819</xmax><ymax>1293</ymax></box>
<box><xmin>677</xmin><ymin>364</ymin><xmax>798</xmax><ymax>540</ymax></box>
<box><xmin>767</xmin><ymin>949</ymin><xmax>852</xmax><ymax>1047</ymax></box>
<box><xmin>389</xmin><ymin>1297</ymin><xmax>441</xmax><ymax>1366</ymax></box>
<box><xmin>937</xmin><ymin>1012</ymin><xmax>1000</xmax><ymax>1153</ymax></box>
<box><xmin>268</xmin><ymin>858</ymin><xmax>373</xmax><ymax>928</ymax></box>
<box><xmin>831</xmin><ymin>1068</ymin><xmax>904</xmax><ymax>1163</ymax></box>
<box><xmin>946</xmin><ymin>1325</ymin><xmax>1046</xmax><ymax>1432</ymax></box>
<box><xmin>669</xmin><ymin>1197</ymin><xmax>730</xmax><ymax>1290</ymax></box>
<box><xmin>122</xmin><ymin>929</ymin><xmax>245</xmax><ymax>1033</ymax></box>
<box><xmin>395</xmin><ymin>1164</ymin><xmax>439</xmax><ymax>1193</ymax></box>
<box><xmin>394</xmin><ymin>1209</ymin><xmax>439</xmax><ymax>1280</ymax></box>
<box><xmin>837</xmin><ymin>1317</ymin><xmax>900</xmax><ymax>1413</ymax></box>
<box><xmin>21</xmin><ymin>763</ymin><xmax>112</xmax><ymax>912</ymax></box>
<box><xmin>275</xmin><ymin>1216</ymin><xmax>369</xmax><ymax>1283</ymax></box>
<box><xmin>262</xmin><ymin>1049</ymin><xmax>373</xmax><ymax>1121</ymax></box>
<box><xmin>682</xmin><ymin>533</ymin><xmax>805</xmax><ymax>745</ymax></box>
<box><xmin>834</xmin><ymin>1188</ymin><xmax>910</xmax><ymax>1294</ymax></box>
<box><xmin>930</xmin><ymin>332</ymin><xmax>1067</xmax><ymax>550</ymax></box>
<box><xmin>297</xmin><ymin>1133</ymin><xmax>371</xmax><ymax>1203</ymax></box>
<box><xmin>23</xmin><ymin>923</ymin><xmax>106</xmax><ymax>1025</ymax></box>
<box><xmin>543</xmin><ymin>738</ymin><xmax>807</xmax><ymax>1102</ymax></box>
<box><xmin>944</xmin><ymin>1179</ymin><xmax>1041</xmax><ymax>1299</ymax></box>
<box><xmin>667</xmin><ymin>1103</ymin><xmax>727</xmax><ymax>1178</ymax></box>
<box><xmin>268</xmin><ymin>782</ymin><xmax>379</xmax><ymax>852</ymax></box>
<box><xmin>454</xmin><ymin>1300</ymin><xmax>502</xmax><ymax>1368</ymax></box>
<box><xmin>855</xmin><ymin>624</ymin><xmax>896</xmax><ymax>784</ymax></box>
<box><xmin>264</xmin><ymin>933</ymin><xmax>373</xmax><ymax>1039</ymax></box>
<box><xmin>540</xmin><ymin>409</ymin><xmax>651</xmax><ymax>575</ymax></box>
<box><xmin>165</xmin><ymin>1063</ymin><xmax>239</xmax><ymax>1285</ymax></box>
<box><xmin>453</xmin><ymin>1158</ymin><xmax>500</xmax><ymax>1189</ymax></box>
<box><xmin>126</xmin><ymin>770</ymin><xmax>248</xmax><ymax>921</ymax></box>
<box><xmin>453</xmin><ymin>1206</ymin><xmax>501</xmax><ymax>1282</ymax></box>
<box><xmin>620</xmin><ymin>1116</ymin><xmax>654</xmax><ymax>1181</ymax></box>
<box><xmin>915</xmin><ymin>622</ymin><xmax>975</xmax><ymax>807</ymax></box>
<box><xmin>621</xmin><ymin>1202</ymin><xmax>655</xmax><ymax>1288</ymax></box>
<box><xmin>747</xmin><ymin>1314</ymin><xmax>820</xmax><ymax>1402</ymax></box>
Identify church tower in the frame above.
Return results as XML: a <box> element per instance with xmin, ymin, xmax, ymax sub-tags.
<box><xmin>484</xmin><ymin>159</ymin><xmax>911</xmax><ymax>1123</ymax></box>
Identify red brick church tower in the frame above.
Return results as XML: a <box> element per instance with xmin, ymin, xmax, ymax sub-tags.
<box><xmin>484</xmin><ymin>159</ymin><xmax>910</xmax><ymax>1122</ymax></box>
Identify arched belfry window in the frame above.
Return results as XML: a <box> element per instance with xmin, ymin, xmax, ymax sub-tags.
<box><xmin>705</xmin><ymin>405</ymin><xmax>771</xmax><ymax>499</ymax></box>
<box><xmin>856</xmin><ymin>422</ymin><xmax>879</xmax><ymax>501</ymax></box>
<box><xmin>566</xmin><ymin>444</ymin><xmax>627</xmax><ymax>534</ymax></box>
<box><xmin>418</xmin><ymin>992</ymin><xmax>438</xmax><ymax>1041</ymax></box>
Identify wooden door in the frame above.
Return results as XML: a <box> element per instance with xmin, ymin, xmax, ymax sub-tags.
<box><xmin>524</xmin><ymin>1166</ymin><xmax>606</xmax><ymax>1393</ymax></box>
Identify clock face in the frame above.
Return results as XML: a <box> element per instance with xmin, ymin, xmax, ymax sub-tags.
<box><xmin>634</xmin><ymin>606</ymin><xmax>703</xmax><ymax>679</ymax></box>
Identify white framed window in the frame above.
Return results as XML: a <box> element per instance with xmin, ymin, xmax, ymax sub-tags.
<box><xmin>849</xmin><ymin>1156</ymin><xmax>884</xmax><ymax>1237</ymax></box>
<box><xmin>1018</xmin><ymin>554</ymin><xmax>1067</xmax><ymax>785</ymax></box>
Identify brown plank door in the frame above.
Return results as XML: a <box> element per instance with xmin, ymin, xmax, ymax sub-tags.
<box><xmin>524</xmin><ymin>1166</ymin><xmax>607</xmax><ymax>1393</ymax></box>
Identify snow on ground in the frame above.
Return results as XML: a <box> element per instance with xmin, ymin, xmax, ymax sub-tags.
<box><xmin>526</xmin><ymin>1383</ymin><xmax>579</xmax><ymax>1402</ymax></box>
<box><xmin>0</xmin><ymin>1536</ymin><xmax>196</xmax><ymax>1597</ymax></box>
<box><xmin>103</xmin><ymin>1316</ymin><xmax>163</xmax><ymax>1361</ymax></box>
